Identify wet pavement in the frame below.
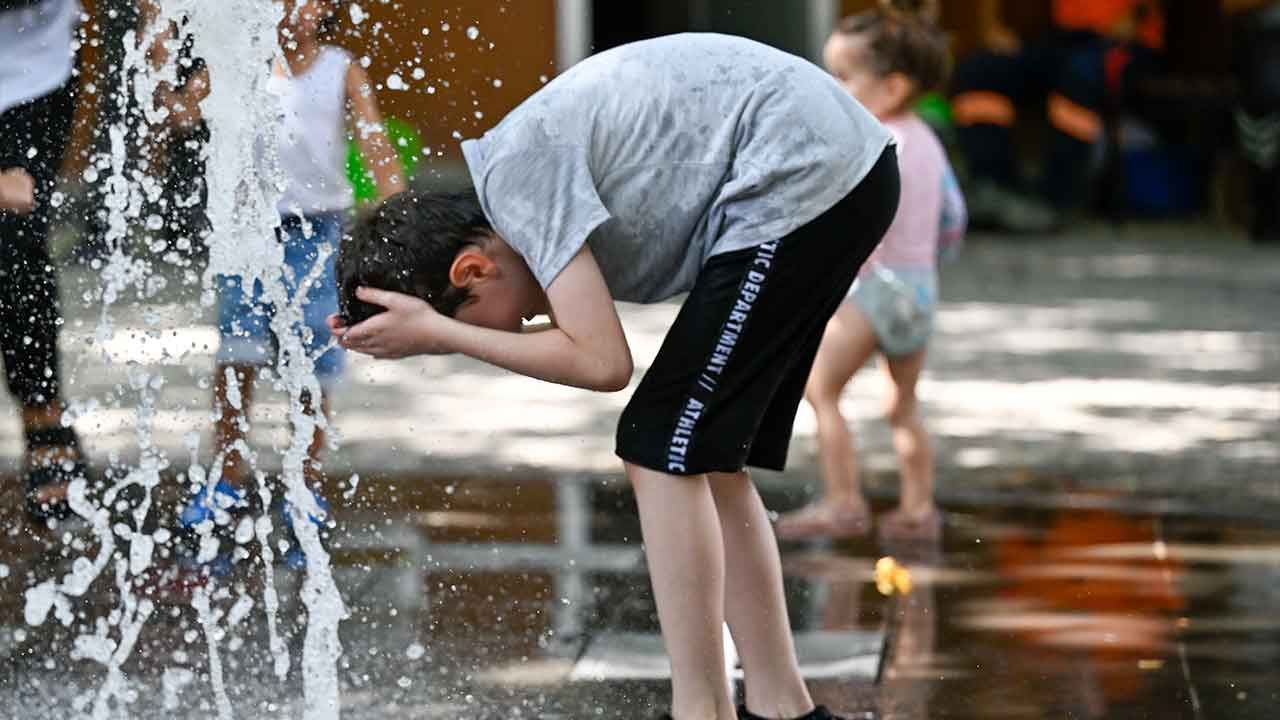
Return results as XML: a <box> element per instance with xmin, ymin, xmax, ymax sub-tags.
<box><xmin>1</xmin><ymin>475</ymin><xmax>1278</xmax><ymax>719</ymax></box>
<box><xmin>7</xmin><ymin>223</ymin><xmax>1278</xmax><ymax>516</ymax></box>
<box><xmin>0</xmin><ymin>220</ymin><xmax>1274</xmax><ymax>717</ymax></box>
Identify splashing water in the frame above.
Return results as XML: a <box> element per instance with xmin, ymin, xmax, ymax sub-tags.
<box><xmin>23</xmin><ymin>1</ymin><xmax>348</xmax><ymax>717</ymax></box>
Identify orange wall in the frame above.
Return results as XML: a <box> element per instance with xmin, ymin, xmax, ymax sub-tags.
<box><xmin>330</xmin><ymin>0</ymin><xmax>558</xmax><ymax>163</ymax></box>
<box><xmin>66</xmin><ymin>1</ymin><xmax>559</xmax><ymax>175</ymax></box>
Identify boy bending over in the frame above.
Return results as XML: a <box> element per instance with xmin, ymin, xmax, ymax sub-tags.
<box><xmin>333</xmin><ymin>33</ymin><xmax>898</xmax><ymax>720</ymax></box>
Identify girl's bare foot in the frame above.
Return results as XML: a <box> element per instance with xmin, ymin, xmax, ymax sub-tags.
<box><xmin>775</xmin><ymin>499</ymin><xmax>872</xmax><ymax>540</ymax></box>
<box><xmin>877</xmin><ymin>504</ymin><xmax>943</xmax><ymax>542</ymax></box>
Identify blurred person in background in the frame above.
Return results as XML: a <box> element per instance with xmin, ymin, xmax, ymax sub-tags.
<box><xmin>951</xmin><ymin>0</ymin><xmax>1164</xmax><ymax>232</ymax></box>
<box><xmin>0</xmin><ymin>0</ymin><xmax>87</xmax><ymax>523</ymax></box>
<box><xmin>180</xmin><ymin>0</ymin><xmax>404</xmax><ymax>572</ymax></box>
<box><xmin>776</xmin><ymin>0</ymin><xmax>966</xmax><ymax>542</ymax></box>
<box><xmin>140</xmin><ymin>0</ymin><xmax>211</xmax><ymax>260</ymax></box>
<box><xmin>1229</xmin><ymin>0</ymin><xmax>1280</xmax><ymax>244</ymax></box>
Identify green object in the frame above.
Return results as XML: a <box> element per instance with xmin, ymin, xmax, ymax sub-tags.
<box><xmin>346</xmin><ymin>116</ymin><xmax>422</xmax><ymax>202</ymax></box>
<box><xmin>914</xmin><ymin>92</ymin><xmax>953</xmax><ymax>130</ymax></box>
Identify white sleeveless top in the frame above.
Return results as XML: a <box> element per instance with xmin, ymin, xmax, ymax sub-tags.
<box><xmin>0</xmin><ymin>0</ymin><xmax>80</xmax><ymax>114</ymax></box>
<box><xmin>268</xmin><ymin>45</ymin><xmax>353</xmax><ymax>214</ymax></box>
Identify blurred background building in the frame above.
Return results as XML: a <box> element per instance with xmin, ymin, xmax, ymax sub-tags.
<box><xmin>60</xmin><ymin>0</ymin><xmax>1278</xmax><ymax>242</ymax></box>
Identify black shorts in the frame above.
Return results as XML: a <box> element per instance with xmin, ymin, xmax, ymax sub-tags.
<box><xmin>616</xmin><ymin>147</ymin><xmax>900</xmax><ymax>475</ymax></box>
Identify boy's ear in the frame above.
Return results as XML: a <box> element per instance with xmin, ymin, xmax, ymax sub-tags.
<box><xmin>448</xmin><ymin>246</ymin><xmax>498</xmax><ymax>289</ymax></box>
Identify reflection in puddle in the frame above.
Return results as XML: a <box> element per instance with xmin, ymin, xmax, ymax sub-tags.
<box><xmin>1</xmin><ymin>477</ymin><xmax>1277</xmax><ymax>718</ymax></box>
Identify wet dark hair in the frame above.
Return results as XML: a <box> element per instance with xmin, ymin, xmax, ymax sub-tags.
<box><xmin>337</xmin><ymin>189</ymin><xmax>492</xmax><ymax>324</ymax></box>
<box><xmin>835</xmin><ymin>0</ymin><xmax>951</xmax><ymax>103</ymax></box>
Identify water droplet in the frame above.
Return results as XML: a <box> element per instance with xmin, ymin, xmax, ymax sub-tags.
<box><xmin>465</xmin><ymin>25</ymin><xmax>479</xmax><ymax>40</ymax></box>
<box><xmin>440</xmin><ymin>22</ymin><xmax>450</xmax><ymax>31</ymax></box>
<box><xmin>386</xmin><ymin>73</ymin><xmax>406</xmax><ymax>91</ymax></box>
<box><xmin>348</xmin><ymin>3</ymin><xmax>366</xmax><ymax>24</ymax></box>
<box><xmin>412</xmin><ymin>67</ymin><xmax>425</xmax><ymax>80</ymax></box>
<box><xmin>492</xmin><ymin>78</ymin><xmax>503</xmax><ymax>88</ymax></box>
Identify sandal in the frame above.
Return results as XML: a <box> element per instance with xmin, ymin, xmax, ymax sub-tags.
<box><xmin>24</xmin><ymin>425</ymin><xmax>88</xmax><ymax>522</ymax></box>
<box><xmin>876</xmin><ymin>505</ymin><xmax>943</xmax><ymax>543</ymax></box>
<box><xmin>775</xmin><ymin>501</ymin><xmax>872</xmax><ymax>540</ymax></box>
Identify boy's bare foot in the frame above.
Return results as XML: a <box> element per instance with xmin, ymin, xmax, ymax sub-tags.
<box><xmin>877</xmin><ymin>504</ymin><xmax>943</xmax><ymax>542</ymax></box>
<box><xmin>775</xmin><ymin>500</ymin><xmax>871</xmax><ymax>540</ymax></box>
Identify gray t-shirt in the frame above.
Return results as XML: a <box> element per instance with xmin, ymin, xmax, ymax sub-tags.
<box><xmin>461</xmin><ymin>33</ymin><xmax>893</xmax><ymax>304</ymax></box>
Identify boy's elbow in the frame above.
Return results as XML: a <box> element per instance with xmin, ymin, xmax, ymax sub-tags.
<box><xmin>592</xmin><ymin>354</ymin><xmax>634</xmax><ymax>393</ymax></box>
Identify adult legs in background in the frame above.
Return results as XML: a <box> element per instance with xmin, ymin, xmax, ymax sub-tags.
<box><xmin>951</xmin><ymin>47</ymin><xmax>1029</xmax><ymax>192</ymax></box>
<box><xmin>212</xmin><ymin>362</ymin><xmax>258</xmax><ymax>487</ymax></box>
<box><xmin>1042</xmin><ymin>41</ymin><xmax>1106</xmax><ymax>210</ymax></box>
<box><xmin>208</xmin><ymin>213</ymin><xmax>344</xmax><ymax>492</ymax></box>
<box><xmin>951</xmin><ymin>42</ymin><xmax>1062</xmax><ymax>232</ymax></box>
<box><xmin>1233</xmin><ymin>2</ymin><xmax>1280</xmax><ymax>244</ymax></box>
<box><xmin>0</xmin><ymin>80</ymin><xmax>83</xmax><ymax>521</ymax></box>
<box><xmin>1043</xmin><ymin>35</ymin><xmax>1164</xmax><ymax>214</ymax></box>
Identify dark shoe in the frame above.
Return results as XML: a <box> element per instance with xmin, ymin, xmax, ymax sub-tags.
<box><xmin>739</xmin><ymin>704</ymin><xmax>845</xmax><ymax>720</ymax></box>
<box><xmin>24</xmin><ymin>425</ymin><xmax>87</xmax><ymax>522</ymax></box>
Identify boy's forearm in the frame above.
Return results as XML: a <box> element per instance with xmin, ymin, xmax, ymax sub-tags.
<box><xmin>440</xmin><ymin>318</ymin><xmax>632</xmax><ymax>392</ymax></box>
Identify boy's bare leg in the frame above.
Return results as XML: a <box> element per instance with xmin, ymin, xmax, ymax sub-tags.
<box><xmin>777</xmin><ymin>304</ymin><xmax>878</xmax><ymax>539</ymax></box>
<box><xmin>626</xmin><ymin>462</ymin><xmax>737</xmax><ymax>720</ymax></box>
<box><xmin>213</xmin><ymin>362</ymin><xmax>256</xmax><ymax>488</ymax></box>
<box><xmin>709</xmin><ymin>470</ymin><xmax>815</xmax><ymax>718</ymax></box>
<box><xmin>877</xmin><ymin>350</ymin><xmax>940</xmax><ymax>540</ymax></box>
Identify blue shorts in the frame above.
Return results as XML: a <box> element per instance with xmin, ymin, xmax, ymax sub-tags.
<box><xmin>216</xmin><ymin>212</ymin><xmax>345</xmax><ymax>384</ymax></box>
<box><xmin>848</xmin><ymin>266</ymin><xmax>937</xmax><ymax>357</ymax></box>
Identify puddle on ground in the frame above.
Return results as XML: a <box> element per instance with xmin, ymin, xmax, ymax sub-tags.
<box><xmin>0</xmin><ymin>475</ymin><xmax>1276</xmax><ymax>718</ymax></box>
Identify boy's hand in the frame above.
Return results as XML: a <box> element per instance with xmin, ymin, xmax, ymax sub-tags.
<box><xmin>332</xmin><ymin>287</ymin><xmax>451</xmax><ymax>358</ymax></box>
<box><xmin>0</xmin><ymin>168</ymin><xmax>36</xmax><ymax>214</ymax></box>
